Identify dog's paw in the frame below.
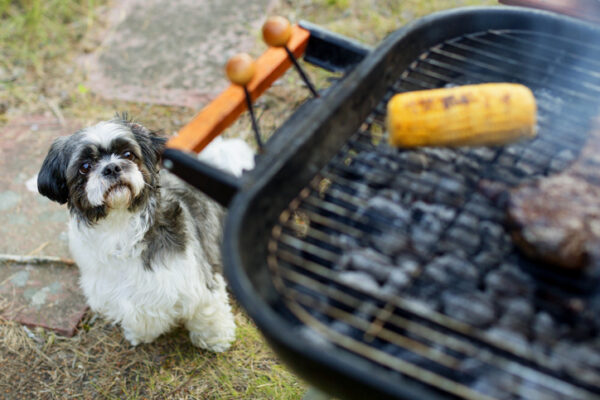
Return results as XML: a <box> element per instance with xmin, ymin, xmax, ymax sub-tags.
<box><xmin>189</xmin><ymin>329</ymin><xmax>235</xmax><ymax>353</ymax></box>
<box><xmin>123</xmin><ymin>328</ymin><xmax>142</xmax><ymax>347</ymax></box>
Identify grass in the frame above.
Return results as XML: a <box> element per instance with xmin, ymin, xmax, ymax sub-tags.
<box><xmin>0</xmin><ymin>0</ymin><xmax>496</xmax><ymax>399</ymax></box>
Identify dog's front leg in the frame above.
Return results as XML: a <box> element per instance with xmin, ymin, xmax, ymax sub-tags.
<box><xmin>185</xmin><ymin>275</ymin><xmax>236</xmax><ymax>352</ymax></box>
<box><xmin>120</xmin><ymin>313</ymin><xmax>173</xmax><ymax>346</ymax></box>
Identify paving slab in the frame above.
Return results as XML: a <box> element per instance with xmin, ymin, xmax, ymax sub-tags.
<box><xmin>82</xmin><ymin>0</ymin><xmax>273</xmax><ymax>107</ymax></box>
<box><xmin>0</xmin><ymin>115</ymin><xmax>87</xmax><ymax>336</ymax></box>
<box><xmin>0</xmin><ymin>259</ymin><xmax>87</xmax><ymax>337</ymax></box>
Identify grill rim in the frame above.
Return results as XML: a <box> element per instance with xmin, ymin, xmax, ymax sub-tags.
<box><xmin>222</xmin><ymin>6</ymin><xmax>600</xmax><ymax>399</ymax></box>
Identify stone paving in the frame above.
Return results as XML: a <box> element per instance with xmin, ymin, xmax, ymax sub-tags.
<box><xmin>0</xmin><ymin>115</ymin><xmax>86</xmax><ymax>336</ymax></box>
<box><xmin>82</xmin><ymin>0</ymin><xmax>273</xmax><ymax>107</ymax></box>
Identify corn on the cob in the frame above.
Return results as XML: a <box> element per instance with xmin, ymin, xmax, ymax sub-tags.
<box><xmin>386</xmin><ymin>83</ymin><xmax>537</xmax><ymax>148</ymax></box>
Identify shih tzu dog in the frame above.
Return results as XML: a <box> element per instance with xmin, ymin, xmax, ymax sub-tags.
<box><xmin>37</xmin><ymin>116</ymin><xmax>254</xmax><ymax>352</ymax></box>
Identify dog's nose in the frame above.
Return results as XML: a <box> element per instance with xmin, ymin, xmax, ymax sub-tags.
<box><xmin>102</xmin><ymin>163</ymin><xmax>122</xmax><ymax>177</ymax></box>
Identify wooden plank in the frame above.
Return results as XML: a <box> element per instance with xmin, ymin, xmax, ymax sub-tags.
<box><xmin>167</xmin><ymin>25</ymin><xmax>311</xmax><ymax>153</ymax></box>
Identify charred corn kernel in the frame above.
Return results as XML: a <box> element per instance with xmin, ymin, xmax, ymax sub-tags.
<box><xmin>386</xmin><ymin>83</ymin><xmax>537</xmax><ymax>148</ymax></box>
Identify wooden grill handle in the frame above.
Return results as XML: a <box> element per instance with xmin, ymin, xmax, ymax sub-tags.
<box><xmin>167</xmin><ymin>24</ymin><xmax>310</xmax><ymax>153</ymax></box>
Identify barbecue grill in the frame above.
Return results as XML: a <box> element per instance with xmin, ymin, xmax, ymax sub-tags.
<box><xmin>163</xmin><ymin>6</ymin><xmax>600</xmax><ymax>400</ymax></box>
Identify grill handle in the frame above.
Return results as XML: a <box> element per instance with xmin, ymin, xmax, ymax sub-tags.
<box><xmin>162</xmin><ymin>148</ymin><xmax>240</xmax><ymax>207</ymax></box>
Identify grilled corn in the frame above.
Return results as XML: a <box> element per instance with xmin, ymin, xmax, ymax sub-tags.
<box><xmin>386</xmin><ymin>83</ymin><xmax>537</xmax><ymax>148</ymax></box>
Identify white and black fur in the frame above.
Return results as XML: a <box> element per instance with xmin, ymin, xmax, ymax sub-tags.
<box><xmin>38</xmin><ymin>116</ymin><xmax>253</xmax><ymax>352</ymax></box>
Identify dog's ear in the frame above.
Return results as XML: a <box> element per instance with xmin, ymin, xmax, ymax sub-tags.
<box><xmin>129</xmin><ymin>122</ymin><xmax>166</xmax><ymax>168</ymax></box>
<box><xmin>38</xmin><ymin>136</ymin><xmax>70</xmax><ymax>204</ymax></box>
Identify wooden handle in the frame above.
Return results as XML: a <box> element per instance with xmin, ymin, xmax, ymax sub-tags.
<box><xmin>167</xmin><ymin>24</ymin><xmax>310</xmax><ymax>153</ymax></box>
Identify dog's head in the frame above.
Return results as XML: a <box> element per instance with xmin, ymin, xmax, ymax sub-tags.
<box><xmin>38</xmin><ymin>117</ymin><xmax>166</xmax><ymax>222</ymax></box>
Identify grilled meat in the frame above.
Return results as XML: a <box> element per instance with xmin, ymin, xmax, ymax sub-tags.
<box><xmin>508</xmin><ymin>127</ymin><xmax>600</xmax><ymax>269</ymax></box>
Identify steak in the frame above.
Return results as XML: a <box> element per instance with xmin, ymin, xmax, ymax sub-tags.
<box><xmin>508</xmin><ymin>127</ymin><xmax>600</xmax><ymax>269</ymax></box>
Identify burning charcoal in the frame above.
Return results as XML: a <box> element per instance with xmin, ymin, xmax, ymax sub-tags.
<box><xmin>457</xmin><ymin>357</ymin><xmax>486</xmax><ymax>377</ymax></box>
<box><xmin>395</xmin><ymin>256</ymin><xmax>421</xmax><ymax>276</ymax></box>
<box><xmin>470</xmin><ymin>146</ymin><xmax>498</xmax><ymax>162</ymax></box>
<box><xmin>472</xmin><ymin>250</ymin><xmax>502</xmax><ymax>271</ymax></box>
<box><xmin>548</xmin><ymin>149</ymin><xmax>576</xmax><ymax>173</ymax></box>
<box><xmin>371</xmin><ymin>231</ymin><xmax>409</xmax><ymax>256</ymax></box>
<box><xmin>423</xmin><ymin>254</ymin><xmax>478</xmax><ymax>286</ymax></box>
<box><xmin>470</xmin><ymin>372</ymin><xmax>517</xmax><ymax>400</ymax></box>
<box><xmin>532</xmin><ymin>312</ymin><xmax>558</xmax><ymax>344</ymax></box>
<box><xmin>445</xmin><ymin>225</ymin><xmax>481</xmax><ymax>254</ymax></box>
<box><xmin>437</xmin><ymin>175</ymin><xmax>467</xmax><ymax>196</ymax></box>
<box><xmin>365</xmin><ymin>196</ymin><xmax>410</xmax><ymax>223</ymax></box>
<box><xmin>553</xmin><ymin>342</ymin><xmax>600</xmax><ymax>382</ymax></box>
<box><xmin>486</xmin><ymin>327</ymin><xmax>529</xmax><ymax>353</ymax></box>
<box><xmin>338</xmin><ymin>271</ymin><xmax>381</xmax><ymax>296</ymax></box>
<box><xmin>422</xmin><ymin>147</ymin><xmax>457</xmax><ymax>163</ymax></box>
<box><xmin>397</xmin><ymin>151</ymin><xmax>430</xmax><ymax>171</ymax></box>
<box><xmin>337</xmin><ymin>248</ymin><xmax>394</xmax><ymax>283</ymax></box>
<box><xmin>331</xmin><ymin>234</ymin><xmax>359</xmax><ymax>251</ymax></box>
<box><xmin>441</xmin><ymin>291</ymin><xmax>496</xmax><ymax>327</ymax></box>
<box><xmin>455</xmin><ymin>212</ymin><xmax>479</xmax><ymax>229</ymax></box>
<box><xmin>382</xmin><ymin>269</ymin><xmax>411</xmax><ymax>293</ymax></box>
<box><xmin>497</xmin><ymin>298</ymin><xmax>534</xmax><ymax>336</ymax></box>
<box><xmin>484</xmin><ymin>264</ymin><xmax>533</xmax><ymax>298</ymax></box>
<box><xmin>297</xmin><ymin>326</ymin><xmax>332</xmax><ymax>348</ymax></box>
<box><xmin>330</xmin><ymin>320</ymin><xmax>356</xmax><ymax>338</ymax></box>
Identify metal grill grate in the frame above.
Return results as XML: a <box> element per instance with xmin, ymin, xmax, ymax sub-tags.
<box><xmin>268</xmin><ymin>29</ymin><xmax>600</xmax><ymax>399</ymax></box>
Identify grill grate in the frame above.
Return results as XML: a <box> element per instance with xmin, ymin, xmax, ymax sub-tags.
<box><xmin>268</xmin><ymin>29</ymin><xmax>600</xmax><ymax>399</ymax></box>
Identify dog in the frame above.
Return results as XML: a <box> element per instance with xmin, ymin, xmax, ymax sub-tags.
<box><xmin>37</xmin><ymin>116</ymin><xmax>254</xmax><ymax>352</ymax></box>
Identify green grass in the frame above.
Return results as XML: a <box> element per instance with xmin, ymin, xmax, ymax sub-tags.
<box><xmin>0</xmin><ymin>0</ymin><xmax>102</xmax><ymax>74</ymax></box>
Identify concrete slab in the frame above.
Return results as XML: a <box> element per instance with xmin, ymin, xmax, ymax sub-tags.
<box><xmin>0</xmin><ymin>259</ymin><xmax>87</xmax><ymax>337</ymax></box>
<box><xmin>0</xmin><ymin>115</ymin><xmax>75</xmax><ymax>258</ymax></box>
<box><xmin>82</xmin><ymin>0</ymin><xmax>273</xmax><ymax>107</ymax></box>
<box><xmin>0</xmin><ymin>115</ymin><xmax>87</xmax><ymax>336</ymax></box>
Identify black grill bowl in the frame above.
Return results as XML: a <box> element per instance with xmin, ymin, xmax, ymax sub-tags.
<box><xmin>222</xmin><ymin>7</ymin><xmax>600</xmax><ymax>400</ymax></box>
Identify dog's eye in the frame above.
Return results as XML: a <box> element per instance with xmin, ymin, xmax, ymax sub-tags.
<box><xmin>122</xmin><ymin>151</ymin><xmax>136</xmax><ymax>160</ymax></box>
<box><xmin>79</xmin><ymin>162</ymin><xmax>91</xmax><ymax>175</ymax></box>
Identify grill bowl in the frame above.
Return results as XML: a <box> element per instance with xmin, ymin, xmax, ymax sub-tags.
<box><xmin>222</xmin><ymin>7</ymin><xmax>600</xmax><ymax>399</ymax></box>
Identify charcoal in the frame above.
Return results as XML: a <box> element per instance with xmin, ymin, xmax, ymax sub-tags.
<box><xmin>553</xmin><ymin>342</ymin><xmax>600</xmax><ymax>382</ymax></box>
<box><xmin>486</xmin><ymin>327</ymin><xmax>529</xmax><ymax>353</ymax></box>
<box><xmin>548</xmin><ymin>149</ymin><xmax>576</xmax><ymax>173</ymax></box>
<box><xmin>423</xmin><ymin>254</ymin><xmax>478</xmax><ymax>285</ymax></box>
<box><xmin>484</xmin><ymin>264</ymin><xmax>532</xmax><ymax>298</ymax></box>
<box><xmin>365</xmin><ymin>196</ymin><xmax>410</xmax><ymax>222</ymax></box>
<box><xmin>338</xmin><ymin>271</ymin><xmax>381</xmax><ymax>296</ymax></box>
<box><xmin>497</xmin><ymin>298</ymin><xmax>534</xmax><ymax>336</ymax></box>
<box><xmin>470</xmin><ymin>146</ymin><xmax>498</xmax><ymax>162</ymax></box>
<box><xmin>397</xmin><ymin>151</ymin><xmax>430</xmax><ymax>170</ymax></box>
<box><xmin>441</xmin><ymin>291</ymin><xmax>496</xmax><ymax>327</ymax></box>
<box><xmin>331</xmin><ymin>234</ymin><xmax>359</xmax><ymax>251</ymax></box>
<box><xmin>330</xmin><ymin>320</ymin><xmax>356</xmax><ymax>338</ymax></box>
<box><xmin>532</xmin><ymin>312</ymin><xmax>558</xmax><ymax>344</ymax></box>
<box><xmin>457</xmin><ymin>357</ymin><xmax>486</xmax><ymax>378</ymax></box>
<box><xmin>297</xmin><ymin>326</ymin><xmax>332</xmax><ymax>348</ymax></box>
<box><xmin>371</xmin><ymin>231</ymin><xmax>409</xmax><ymax>256</ymax></box>
<box><xmin>395</xmin><ymin>256</ymin><xmax>420</xmax><ymax>276</ymax></box>
<box><xmin>470</xmin><ymin>372</ymin><xmax>515</xmax><ymax>400</ymax></box>
<box><xmin>472</xmin><ymin>250</ymin><xmax>502</xmax><ymax>271</ymax></box>
<box><xmin>411</xmin><ymin>201</ymin><xmax>456</xmax><ymax>224</ymax></box>
<box><xmin>445</xmin><ymin>226</ymin><xmax>481</xmax><ymax>253</ymax></box>
<box><xmin>455</xmin><ymin>212</ymin><xmax>479</xmax><ymax>229</ymax></box>
<box><xmin>382</xmin><ymin>269</ymin><xmax>411</xmax><ymax>292</ymax></box>
<box><xmin>338</xmin><ymin>248</ymin><xmax>393</xmax><ymax>278</ymax></box>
